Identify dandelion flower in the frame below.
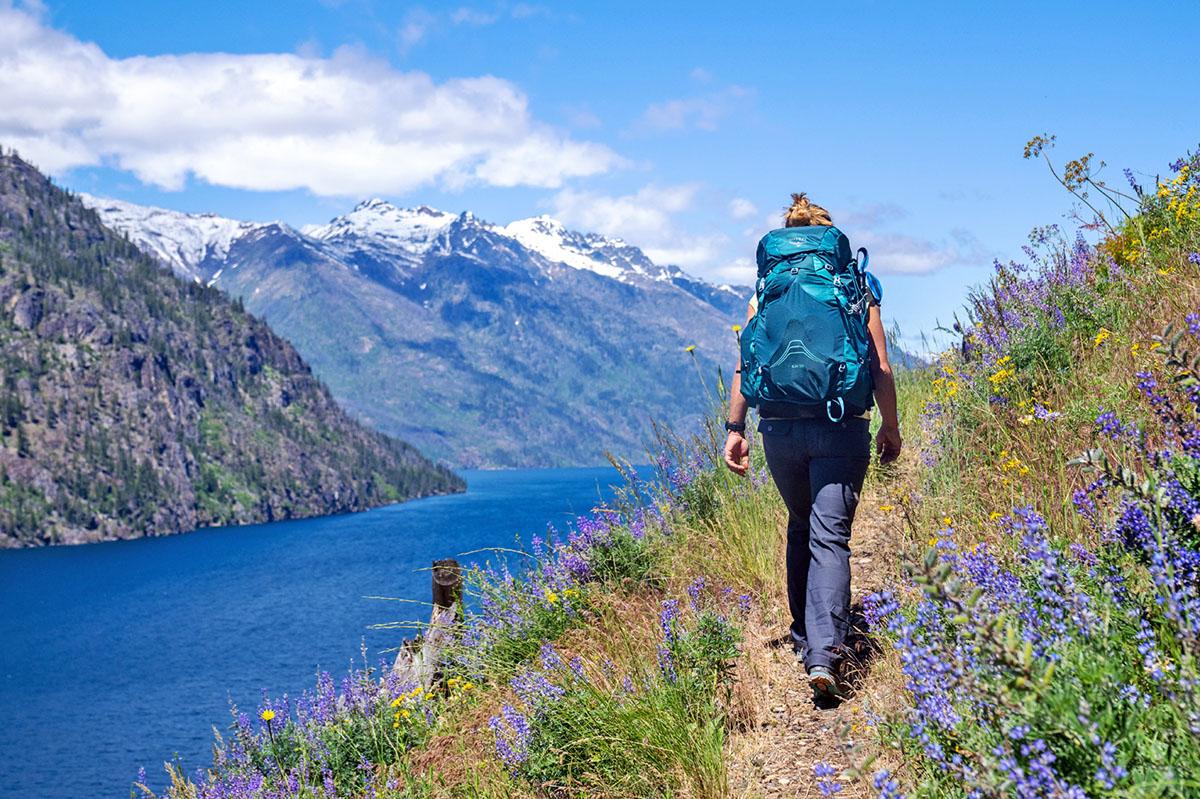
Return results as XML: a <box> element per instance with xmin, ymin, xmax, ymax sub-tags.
<box><xmin>684</xmin><ymin>345</ymin><xmax>695</xmax><ymax>352</ymax></box>
<box><xmin>260</xmin><ymin>710</ymin><xmax>275</xmax><ymax>722</ymax></box>
<box><xmin>732</xmin><ymin>325</ymin><xmax>742</xmax><ymax>332</ymax></box>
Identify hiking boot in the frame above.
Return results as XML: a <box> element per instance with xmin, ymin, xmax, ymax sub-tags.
<box><xmin>807</xmin><ymin>665</ymin><xmax>841</xmax><ymax>699</ymax></box>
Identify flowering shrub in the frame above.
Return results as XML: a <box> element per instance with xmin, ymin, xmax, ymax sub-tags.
<box><xmin>139</xmin><ymin>659</ymin><xmax>454</xmax><ymax>799</ymax></box>
<box><xmin>453</xmin><ymin>501</ymin><xmax>669</xmax><ymax>677</ymax></box>
<box><xmin>866</xmin><ymin>141</ymin><xmax>1200</xmax><ymax>798</ymax></box>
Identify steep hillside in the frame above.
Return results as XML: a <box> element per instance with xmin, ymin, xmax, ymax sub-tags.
<box><xmin>0</xmin><ymin>154</ymin><xmax>463</xmax><ymax>547</ymax></box>
<box><xmin>85</xmin><ymin>196</ymin><xmax>751</xmax><ymax>468</ymax></box>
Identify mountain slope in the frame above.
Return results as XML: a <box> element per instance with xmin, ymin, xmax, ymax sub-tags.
<box><xmin>0</xmin><ymin>154</ymin><xmax>464</xmax><ymax>547</ymax></box>
<box><xmin>86</xmin><ymin>197</ymin><xmax>751</xmax><ymax>468</ymax></box>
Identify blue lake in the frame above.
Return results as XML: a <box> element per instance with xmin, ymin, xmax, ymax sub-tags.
<box><xmin>0</xmin><ymin>467</ymin><xmax>627</xmax><ymax>799</ymax></box>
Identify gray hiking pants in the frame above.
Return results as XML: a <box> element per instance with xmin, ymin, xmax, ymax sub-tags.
<box><xmin>759</xmin><ymin>416</ymin><xmax>870</xmax><ymax>671</ymax></box>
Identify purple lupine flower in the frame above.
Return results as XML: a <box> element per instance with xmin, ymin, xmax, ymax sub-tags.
<box><xmin>488</xmin><ymin>704</ymin><xmax>532</xmax><ymax>771</ymax></box>
<box><xmin>873</xmin><ymin>770</ymin><xmax>906</xmax><ymax>799</ymax></box>
<box><xmin>813</xmin><ymin>762</ymin><xmax>842</xmax><ymax>796</ymax></box>
<box><xmin>539</xmin><ymin>641</ymin><xmax>563</xmax><ymax>672</ymax></box>
<box><xmin>656</xmin><ymin>647</ymin><xmax>677</xmax><ymax>682</ymax></box>
<box><xmin>660</xmin><ymin>599</ymin><xmax>680</xmax><ymax>643</ymax></box>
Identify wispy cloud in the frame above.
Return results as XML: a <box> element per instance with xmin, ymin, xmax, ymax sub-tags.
<box><xmin>632</xmin><ymin>86</ymin><xmax>753</xmax><ymax>134</ymax></box>
<box><xmin>728</xmin><ymin>197</ymin><xmax>757</xmax><ymax>219</ymax></box>
<box><xmin>550</xmin><ymin>183</ymin><xmax>728</xmax><ymax>269</ymax></box>
<box><xmin>833</xmin><ymin>202</ymin><xmax>907</xmax><ymax>230</ymax></box>
<box><xmin>0</xmin><ymin>5</ymin><xmax>624</xmax><ymax>196</ymax></box>
<box><xmin>398</xmin><ymin>8</ymin><xmax>435</xmax><ymax>51</ymax></box>
<box><xmin>449</xmin><ymin>4</ymin><xmax>551</xmax><ymax>26</ymax></box>
<box><xmin>829</xmin><ymin>201</ymin><xmax>987</xmax><ymax>275</ymax></box>
<box><xmin>450</xmin><ymin>7</ymin><xmax>500</xmax><ymax>25</ymax></box>
<box><xmin>854</xmin><ymin>229</ymin><xmax>988</xmax><ymax>275</ymax></box>
<box><xmin>562</xmin><ymin>104</ymin><xmax>602</xmax><ymax>129</ymax></box>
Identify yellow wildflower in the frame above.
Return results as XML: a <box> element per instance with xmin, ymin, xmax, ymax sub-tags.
<box><xmin>684</xmin><ymin>345</ymin><xmax>695</xmax><ymax>352</ymax></box>
<box><xmin>732</xmin><ymin>325</ymin><xmax>742</xmax><ymax>332</ymax></box>
<box><xmin>1131</xmin><ymin>343</ymin><xmax>1140</xmax><ymax>355</ymax></box>
<box><xmin>260</xmin><ymin>710</ymin><xmax>275</xmax><ymax>722</ymax></box>
<box><xmin>879</xmin><ymin>505</ymin><xmax>894</xmax><ymax>512</ymax></box>
<box><xmin>546</xmin><ymin>591</ymin><xmax>559</xmax><ymax>603</ymax></box>
<box><xmin>1094</xmin><ymin>327</ymin><xmax>1111</xmax><ymax>346</ymax></box>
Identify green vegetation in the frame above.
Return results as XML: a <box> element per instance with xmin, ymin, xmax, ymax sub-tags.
<box><xmin>132</xmin><ymin>139</ymin><xmax>1200</xmax><ymax>799</ymax></box>
<box><xmin>0</xmin><ymin>153</ymin><xmax>463</xmax><ymax>546</ymax></box>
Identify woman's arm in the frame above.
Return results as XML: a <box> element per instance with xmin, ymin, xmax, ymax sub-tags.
<box><xmin>866</xmin><ymin>305</ymin><xmax>902</xmax><ymax>464</ymax></box>
<box><xmin>723</xmin><ymin>302</ymin><xmax>756</xmax><ymax>475</ymax></box>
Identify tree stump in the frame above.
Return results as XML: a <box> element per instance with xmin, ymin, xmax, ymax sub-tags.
<box><xmin>392</xmin><ymin>558</ymin><xmax>463</xmax><ymax>687</ymax></box>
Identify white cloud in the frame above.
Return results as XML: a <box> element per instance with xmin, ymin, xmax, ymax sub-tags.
<box><xmin>633</xmin><ymin>86</ymin><xmax>752</xmax><ymax>133</ymax></box>
<box><xmin>728</xmin><ymin>197</ymin><xmax>757</xmax><ymax>219</ymax></box>
<box><xmin>0</xmin><ymin>5</ymin><xmax>623</xmax><ymax>196</ymax></box>
<box><xmin>549</xmin><ymin>183</ymin><xmax>729</xmax><ymax>270</ymax></box>
<box><xmin>550</xmin><ymin>183</ymin><xmax>699</xmax><ymax>242</ymax></box>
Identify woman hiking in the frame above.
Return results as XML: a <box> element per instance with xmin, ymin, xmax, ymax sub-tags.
<box><xmin>723</xmin><ymin>192</ymin><xmax>902</xmax><ymax>701</ymax></box>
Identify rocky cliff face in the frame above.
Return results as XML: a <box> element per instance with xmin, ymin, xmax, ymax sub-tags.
<box><xmin>0</xmin><ymin>154</ymin><xmax>464</xmax><ymax>547</ymax></box>
<box><xmin>85</xmin><ymin>196</ymin><xmax>752</xmax><ymax>468</ymax></box>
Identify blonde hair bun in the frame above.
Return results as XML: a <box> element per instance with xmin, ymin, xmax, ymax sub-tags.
<box><xmin>783</xmin><ymin>192</ymin><xmax>833</xmax><ymax>227</ymax></box>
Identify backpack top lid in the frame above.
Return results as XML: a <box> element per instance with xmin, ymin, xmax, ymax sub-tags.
<box><xmin>756</xmin><ymin>225</ymin><xmax>852</xmax><ymax>277</ymax></box>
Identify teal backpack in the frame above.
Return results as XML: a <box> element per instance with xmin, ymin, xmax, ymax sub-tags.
<box><xmin>739</xmin><ymin>225</ymin><xmax>874</xmax><ymax>421</ymax></box>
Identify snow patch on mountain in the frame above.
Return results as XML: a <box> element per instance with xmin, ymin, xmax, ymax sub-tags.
<box><xmin>79</xmin><ymin>194</ymin><xmax>271</xmax><ymax>281</ymax></box>
<box><xmin>501</xmin><ymin>216</ymin><xmax>628</xmax><ymax>279</ymax></box>
<box><xmin>301</xmin><ymin>199</ymin><xmax>458</xmax><ymax>254</ymax></box>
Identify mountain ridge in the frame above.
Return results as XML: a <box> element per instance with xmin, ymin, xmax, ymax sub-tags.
<box><xmin>83</xmin><ymin>193</ymin><xmax>752</xmax><ymax>469</ymax></box>
<box><xmin>1</xmin><ymin>155</ymin><xmax>464</xmax><ymax>547</ymax></box>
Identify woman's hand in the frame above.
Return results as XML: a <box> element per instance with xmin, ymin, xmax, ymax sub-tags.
<box><xmin>876</xmin><ymin>425</ymin><xmax>902</xmax><ymax>465</ymax></box>
<box><xmin>724</xmin><ymin>431</ymin><xmax>750</xmax><ymax>476</ymax></box>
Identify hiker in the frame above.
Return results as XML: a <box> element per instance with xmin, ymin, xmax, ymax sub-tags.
<box><xmin>722</xmin><ymin>193</ymin><xmax>901</xmax><ymax>700</ymax></box>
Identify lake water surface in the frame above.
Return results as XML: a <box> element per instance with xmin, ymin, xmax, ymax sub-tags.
<box><xmin>0</xmin><ymin>467</ymin><xmax>625</xmax><ymax>799</ymax></box>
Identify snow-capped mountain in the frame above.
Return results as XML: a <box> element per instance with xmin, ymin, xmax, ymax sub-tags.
<box><xmin>77</xmin><ymin>194</ymin><xmax>278</xmax><ymax>283</ymax></box>
<box><xmin>300</xmin><ymin>199</ymin><xmax>458</xmax><ymax>255</ymax></box>
<box><xmin>83</xmin><ymin>194</ymin><xmax>740</xmax><ymax>298</ymax></box>
<box><xmin>81</xmin><ymin>193</ymin><xmax>750</xmax><ymax>468</ymax></box>
<box><xmin>501</xmin><ymin>215</ymin><xmax>665</xmax><ymax>280</ymax></box>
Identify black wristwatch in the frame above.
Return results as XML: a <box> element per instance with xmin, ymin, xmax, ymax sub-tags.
<box><xmin>724</xmin><ymin>420</ymin><xmax>746</xmax><ymax>434</ymax></box>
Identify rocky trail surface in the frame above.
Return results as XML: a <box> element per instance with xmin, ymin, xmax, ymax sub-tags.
<box><xmin>725</xmin><ymin>484</ymin><xmax>907</xmax><ymax>799</ymax></box>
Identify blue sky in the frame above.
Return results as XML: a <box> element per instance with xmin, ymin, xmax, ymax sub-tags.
<box><xmin>3</xmin><ymin>0</ymin><xmax>1198</xmax><ymax>350</ymax></box>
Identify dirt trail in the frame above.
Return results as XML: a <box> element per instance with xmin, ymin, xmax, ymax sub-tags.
<box><xmin>724</xmin><ymin>487</ymin><xmax>906</xmax><ymax>799</ymax></box>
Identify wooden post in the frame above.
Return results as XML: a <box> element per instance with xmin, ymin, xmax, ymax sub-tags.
<box><xmin>431</xmin><ymin>558</ymin><xmax>463</xmax><ymax>619</ymax></box>
<box><xmin>392</xmin><ymin>558</ymin><xmax>464</xmax><ymax>686</ymax></box>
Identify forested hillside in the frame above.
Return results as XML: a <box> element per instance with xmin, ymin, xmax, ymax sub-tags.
<box><xmin>0</xmin><ymin>153</ymin><xmax>463</xmax><ymax>547</ymax></box>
